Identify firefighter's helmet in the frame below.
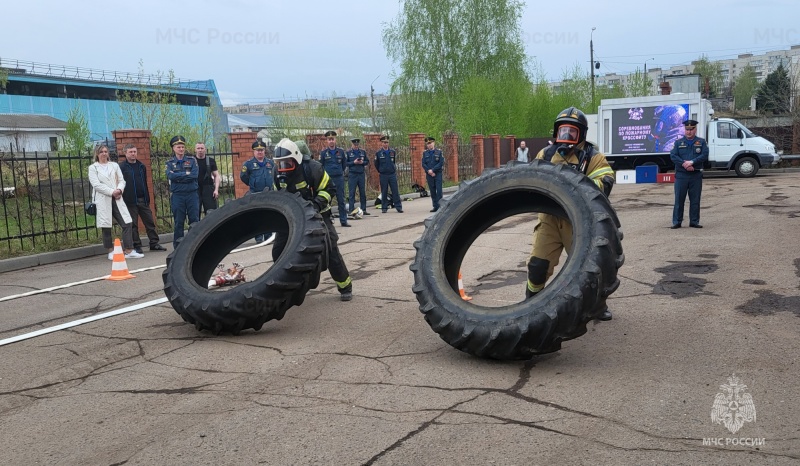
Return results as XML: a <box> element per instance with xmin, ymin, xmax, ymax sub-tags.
<box><xmin>553</xmin><ymin>107</ymin><xmax>589</xmax><ymax>145</ymax></box>
<box><xmin>349</xmin><ymin>207</ymin><xmax>364</xmax><ymax>220</ymax></box>
<box><xmin>273</xmin><ymin>138</ymin><xmax>303</xmax><ymax>174</ymax></box>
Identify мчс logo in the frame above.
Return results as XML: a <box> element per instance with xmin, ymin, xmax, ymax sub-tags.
<box><xmin>711</xmin><ymin>375</ymin><xmax>756</xmax><ymax>434</ymax></box>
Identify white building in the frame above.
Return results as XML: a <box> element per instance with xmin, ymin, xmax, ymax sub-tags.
<box><xmin>0</xmin><ymin>114</ymin><xmax>67</xmax><ymax>153</ymax></box>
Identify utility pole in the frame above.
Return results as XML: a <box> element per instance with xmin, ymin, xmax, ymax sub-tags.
<box><xmin>590</xmin><ymin>27</ymin><xmax>596</xmax><ymax>109</ymax></box>
<box><xmin>370</xmin><ymin>74</ymin><xmax>380</xmax><ymax>131</ymax></box>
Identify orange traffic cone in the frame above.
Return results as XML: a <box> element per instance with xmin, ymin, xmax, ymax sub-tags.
<box><xmin>458</xmin><ymin>270</ymin><xmax>472</xmax><ymax>301</ymax></box>
<box><xmin>106</xmin><ymin>238</ymin><xmax>135</xmax><ymax>281</ymax></box>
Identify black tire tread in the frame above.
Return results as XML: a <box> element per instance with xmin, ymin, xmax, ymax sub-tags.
<box><xmin>410</xmin><ymin>160</ymin><xmax>623</xmax><ymax>360</ymax></box>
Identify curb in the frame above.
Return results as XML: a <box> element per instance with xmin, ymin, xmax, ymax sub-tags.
<box><xmin>0</xmin><ymin>233</ymin><xmax>174</xmax><ymax>274</ymax></box>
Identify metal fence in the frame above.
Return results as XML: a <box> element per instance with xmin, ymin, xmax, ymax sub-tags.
<box><xmin>0</xmin><ymin>135</ymin><xmax>487</xmax><ymax>258</ymax></box>
<box><xmin>0</xmin><ymin>150</ymin><xmax>100</xmax><ymax>258</ymax></box>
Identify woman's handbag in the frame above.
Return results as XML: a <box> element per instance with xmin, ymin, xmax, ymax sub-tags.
<box><xmin>84</xmin><ymin>201</ymin><xmax>97</xmax><ymax>216</ymax></box>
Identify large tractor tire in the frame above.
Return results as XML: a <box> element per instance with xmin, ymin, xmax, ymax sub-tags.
<box><xmin>410</xmin><ymin>160</ymin><xmax>624</xmax><ymax>360</ymax></box>
<box><xmin>162</xmin><ymin>190</ymin><xmax>327</xmax><ymax>335</ymax></box>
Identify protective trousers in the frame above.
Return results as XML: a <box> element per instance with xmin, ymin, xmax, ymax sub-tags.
<box><xmin>272</xmin><ymin>212</ymin><xmax>352</xmax><ymax>294</ymax></box>
<box><xmin>348</xmin><ymin>173</ymin><xmax>367</xmax><ymax>212</ymax></box>
<box><xmin>379</xmin><ymin>173</ymin><xmax>402</xmax><ymax>211</ymax></box>
<box><xmin>331</xmin><ymin>174</ymin><xmax>348</xmax><ymax>225</ymax></box>
<box><xmin>673</xmin><ymin>171</ymin><xmax>702</xmax><ymax>226</ymax></box>
<box><xmin>527</xmin><ymin>214</ymin><xmax>572</xmax><ymax>293</ymax></box>
<box><xmin>426</xmin><ymin>172</ymin><xmax>443</xmax><ymax>210</ymax></box>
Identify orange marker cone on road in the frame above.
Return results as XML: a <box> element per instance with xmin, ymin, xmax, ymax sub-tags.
<box><xmin>106</xmin><ymin>238</ymin><xmax>135</xmax><ymax>281</ymax></box>
<box><xmin>458</xmin><ymin>270</ymin><xmax>472</xmax><ymax>301</ymax></box>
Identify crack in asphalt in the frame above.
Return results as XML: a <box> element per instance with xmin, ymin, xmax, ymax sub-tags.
<box><xmin>5</xmin><ymin>335</ymin><xmax>798</xmax><ymax>461</ymax></box>
<box><xmin>362</xmin><ymin>393</ymin><xmax>484</xmax><ymax>465</ymax></box>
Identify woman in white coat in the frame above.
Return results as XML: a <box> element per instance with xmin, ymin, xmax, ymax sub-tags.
<box><xmin>88</xmin><ymin>144</ymin><xmax>143</xmax><ymax>260</ymax></box>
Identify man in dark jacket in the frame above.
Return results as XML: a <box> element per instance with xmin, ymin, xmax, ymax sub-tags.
<box><xmin>421</xmin><ymin>136</ymin><xmax>444</xmax><ymax>212</ymax></box>
<box><xmin>118</xmin><ymin>143</ymin><xmax>166</xmax><ymax>253</ymax></box>
<box><xmin>320</xmin><ymin>130</ymin><xmax>350</xmax><ymax>227</ymax></box>
<box><xmin>240</xmin><ymin>139</ymin><xmax>275</xmax><ymax>243</ymax></box>
<box><xmin>670</xmin><ymin>119</ymin><xmax>709</xmax><ymax>229</ymax></box>
<box><xmin>166</xmin><ymin>135</ymin><xmax>199</xmax><ymax>249</ymax></box>
<box><xmin>374</xmin><ymin>135</ymin><xmax>403</xmax><ymax>213</ymax></box>
<box><xmin>273</xmin><ymin>138</ymin><xmax>353</xmax><ymax>301</ymax></box>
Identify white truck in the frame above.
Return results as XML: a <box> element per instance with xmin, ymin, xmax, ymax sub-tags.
<box><xmin>586</xmin><ymin>93</ymin><xmax>781</xmax><ymax>177</ymax></box>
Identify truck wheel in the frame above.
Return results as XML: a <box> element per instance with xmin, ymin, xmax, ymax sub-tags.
<box><xmin>410</xmin><ymin>160</ymin><xmax>624</xmax><ymax>360</ymax></box>
<box><xmin>734</xmin><ymin>156</ymin><xmax>759</xmax><ymax>177</ymax></box>
<box><xmin>162</xmin><ymin>190</ymin><xmax>327</xmax><ymax>335</ymax></box>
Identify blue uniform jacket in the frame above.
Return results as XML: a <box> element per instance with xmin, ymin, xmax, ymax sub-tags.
<box><xmin>240</xmin><ymin>157</ymin><xmax>275</xmax><ymax>193</ymax></box>
<box><xmin>670</xmin><ymin>136</ymin><xmax>709</xmax><ymax>174</ymax></box>
<box><xmin>375</xmin><ymin>148</ymin><xmax>398</xmax><ymax>174</ymax></box>
<box><xmin>422</xmin><ymin>149</ymin><xmax>444</xmax><ymax>173</ymax></box>
<box><xmin>346</xmin><ymin>149</ymin><xmax>369</xmax><ymax>175</ymax></box>
<box><xmin>166</xmin><ymin>156</ymin><xmax>199</xmax><ymax>193</ymax></box>
<box><xmin>320</xmin><ymin>147</ymin><xmax>346</xmax><ymax>177</ymax></box>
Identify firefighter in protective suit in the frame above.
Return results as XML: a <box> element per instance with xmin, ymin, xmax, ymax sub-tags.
<box><xmin>526</xmin><ymin>107</ymin><xmax>616</xmax><ymax>321</ymax></box>
<box><xmin>272</xmin><ymin>138</ymin><xmax>353</xmax><ymax>301</ymax></box>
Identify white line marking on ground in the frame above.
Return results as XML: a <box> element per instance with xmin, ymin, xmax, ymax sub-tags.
<box><xmin>0</xmin><ymin>233</ymin><xmax>276</xmax><ymax>303</ymax></box>
<box><xmin>0</xmin><ymin>298</ymin><xmax>169</xmax><ymax>346</ymax></box>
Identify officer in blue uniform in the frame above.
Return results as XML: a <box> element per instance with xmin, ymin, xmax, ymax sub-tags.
<box><xmin>346</xmin><ymin>138</ymin><xmax>370</xmax><ymax>216</ymax></box>
<box><xmin>320</xmin><ymin>130</ymin><xmax>350</xmax><ymax>227</ymax></box>
<box><xmin>421</xmin><ymin>136</ymin><xmax>444</xmax><ymax>212</ymax></box>
<box><xmin>374</xmin><ymin>135</ymin><xmax>403</xmax><ymax>213</ymax></box>
<box><xmin>240</xmin><ymin>140</ymin><xmax>275</xmax><ymax>242</ymax></box>
<box><xmin>670</xmin><ymin>119</ymin><xmax>708</xmax><ymax>229</ymax></box>
<box><xmin>165</xmin><ymin>135</ymin><xmax>200</xmax><ymax>249</ymax></box>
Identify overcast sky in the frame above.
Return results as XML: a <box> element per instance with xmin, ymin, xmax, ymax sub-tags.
<box><xmin>3</xmin><ymin>0</ymin><xmax>798</xmax><ymax>106</ymax></box>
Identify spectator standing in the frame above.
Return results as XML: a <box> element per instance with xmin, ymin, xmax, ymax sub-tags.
<box><xmin>194</xmin><ymin>142</ymin><xmax>220</xmax><ymax>217</ymax></box>
<box><xmin>118</xmin><ymin>143</ymin><xmax>167</xmax><ymax>253</ymax></box>
<box><xmin>88</xmin><ymin>144</ymin><xmax>143</xmax><ymax>260</ymax></box>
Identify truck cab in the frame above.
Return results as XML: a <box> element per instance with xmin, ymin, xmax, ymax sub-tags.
<box><xmin>705</xmin><ymin>117</ymin><xmax>780</xmax><ymax>177</ymax></box>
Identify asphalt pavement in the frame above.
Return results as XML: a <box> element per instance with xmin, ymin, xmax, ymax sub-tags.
<box><xmin>1</xmin><ymin>173</ymin><xmax>799</xmax><ymax>465</ymax></box>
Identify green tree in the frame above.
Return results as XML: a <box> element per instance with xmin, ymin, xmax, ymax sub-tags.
<box><xmin>692</xmin><ymin>55</ymin><xmax>724</xmax><ymax>98</ymax></box>
<box><xmin>113</xmin><ymin>61</ymin><xmax>223</xmax><ymax>151</ymax></box>
<box><xmin>0</xmin><ymin>67</ymin><xmax>8</xmax><ymax>93</ymax></box>
<box><xmin>382</xmin><ymin>0</ymin><xmax>528</xmax><ymax>133</ymax></box>
<box><xmin>733</xmin><ymin>64</ymin><xmax>759</xmax><ymax>111</ymax></box>
<box><xmin>60</xmin><ymin>106</ymin><xmax>91</xmax><ymax>154</ymax></box>
<box><xmin>756</xmin><ymin>63</ymin><xmax>791</xmax><ymax>114</ymax></box>
<box><xmin>625</xmin><ymin>68</ymin><xmax>654</xmax><ymax>97</ymax></box>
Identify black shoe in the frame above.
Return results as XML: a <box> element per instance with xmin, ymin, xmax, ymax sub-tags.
<box><xmin>596</xmin><ymin>309</ymin><xmax>613</xmax><ymax>321</ymax></box>
<box><xmin>134</xmin><ymin>247</ymin><xmax>144</xmax><ymax>254</ymax></box>
<box><xmin>670</xmin><ymin>224</ymin><xmax>682</xmax><ymax>229</ymax></box>
<box><xmin>690</xmin><ymin>224</ymin><xmax>703</xmax><ymax>228</ymax></box>
<box><xmin>382</xmin><ymin>210</ymin><xmax>387</xmax><ymax>213</ymax></box>
<box><xmin>430</xmin><ymin>209</ymin><xmax>437</xmax><ymax>212</ymax></box>
<box><xmin>363</xmin><ymin>211</ymin><xmax>371</xmax><ymax>215</ymax></box>
<box><xmin>397</xmin><ymin>209</ymin><xmax>404</xmax><ymax>213</ymax></box>
<box><xmin>525</xmin><ymin>288</ymin><xmax>538</xmax><ymax>300</ymax></box>
<box><xmin>341</xmin><ymin>223</ymin><xmax>351</xmax><ymax>227</ymax></box>
<box><xmin>150</xmin><ymin>244</ymin><xmax>167</xmax><ymax>251</ymax></box>
<box><xmin>340</xmin><ymin>291</ymin><xmax>352</xmax><ymax>301</ymax></box>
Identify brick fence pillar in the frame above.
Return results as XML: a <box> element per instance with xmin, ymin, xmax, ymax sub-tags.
<box><xmin>470</xmin><ymin>134</ymin><xmax>484</xmax><ymax>175</ymax></box>
<box><xmin>229</xmin><ymin>132</ymin><xmax>257</xmax><ymax>199</ymax></box>
<box><xmin>506</xmin><ymin>135</ymin><xmax>516</xmax><ymax>161</ymax></box>
<box><xmin>409</xmin><ymin>132</ymin><xmax>426</xmax><ymax>187</ymax></box>
<box><xmin>305</xmin><ymin>133</ymin><xmax>326</xmax><ymax>160</ymax></box>
<box><xmin>363</xmin><ymin>132</ymin><xmax>383</xmax><ymax>192</ymax></box>
<box><xmin>112</xmin><ymin>129</ymin><xmax>156</xmax><ymax>230</ymax></box>
<box><xmin>444</xmin><ymin>133</ymin><xmax>459</xmax><ymax>183</ymax></box>
<box><xmin>489</xmin><ymin>134</ymin><xmax>501</xmax><ymax>168</ymax></box>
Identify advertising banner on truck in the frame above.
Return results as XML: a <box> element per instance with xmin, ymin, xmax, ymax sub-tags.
<box><xmin>611</xmin><ymin>104</ymin><xmax>689</xmax><ymax>154</ymax></box>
